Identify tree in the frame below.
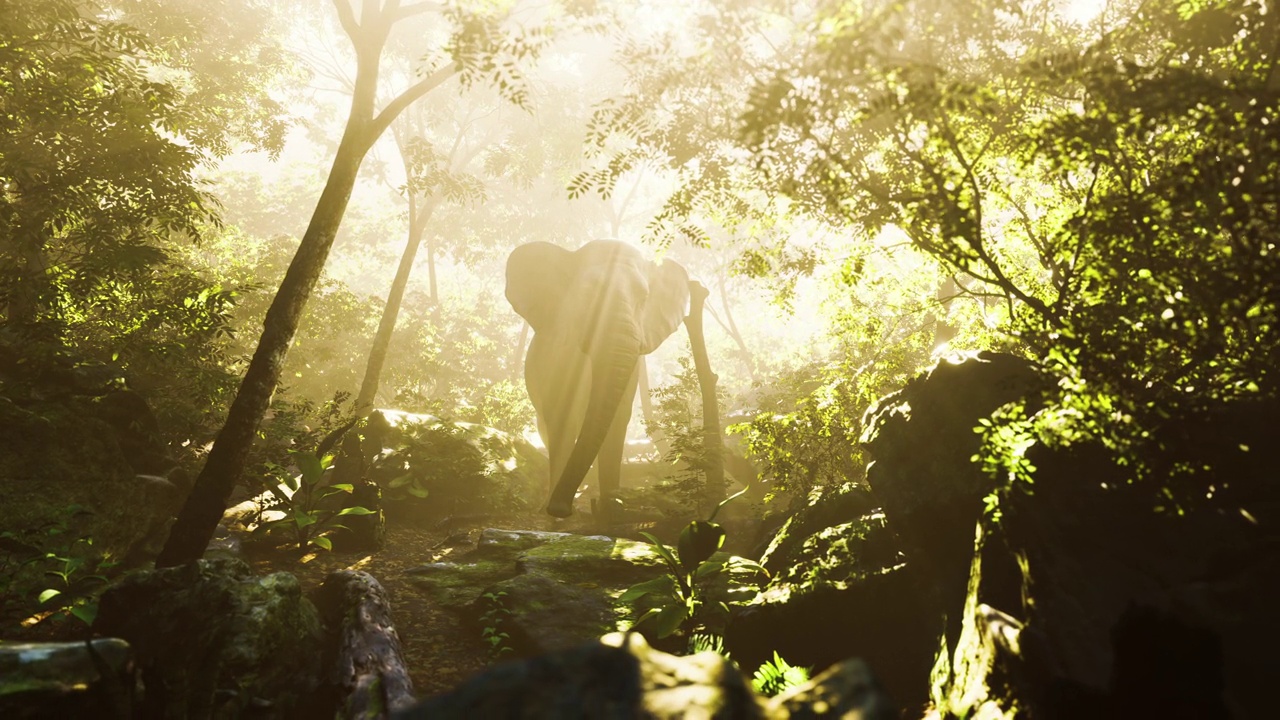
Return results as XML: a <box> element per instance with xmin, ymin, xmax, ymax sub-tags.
<box><xmin>0</xmin><ymin>0</ymin><xmax>215</xmax><ymax>329</ymax></box>
<box><xmin>158</xmin><ymin>0</ymin><xmax>538</xmax><ymax>567</ymax></box>
<box><xmin>740</xmin><ymin>0</ymin><xmax>1279</xmax><ymax>504</ymax></box>
<box><xmin>354</xmin><ymin>97</ymin><xmax>500</xmax><ymax>413</ymax></box>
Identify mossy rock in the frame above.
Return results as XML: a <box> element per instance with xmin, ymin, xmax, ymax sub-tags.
<box><xmin>92</xmin><ymin>558</ymin><xmax>325</xmax><ymax>717</ymax></box>
<box><xmin>368</xmin><ymin>413</ymin><xmax>548</xmax><ymax>517</ymax></box>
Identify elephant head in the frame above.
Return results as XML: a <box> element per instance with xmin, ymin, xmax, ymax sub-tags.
<box><xmin>506</xmin><ymin>240</ymin><xmax>689</xmax><ymax>517</ymax></box>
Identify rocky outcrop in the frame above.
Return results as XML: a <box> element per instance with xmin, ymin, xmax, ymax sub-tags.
<box><xmin>939</xmin><ymin>421</ymin><xmax>1280</xmax><ymax>719</ymax></box>
<box><xmin>726</xmin><ymin>354</ymin><xmax>1045</xmax><ymax>709</ymax></box>
<box><xmin>734</xmin><ymin>351</ymin><xmax>1279</xmax><ymax>718</ymax></box>
<box><xmin>91</xmin><ymin>557</ymin><xmax>326</xmax><ymax>718</ymax></box>
<box><xmin>407</xmin><ymin>529</ymin><xmax>666</xmax><ymax>655</ymax></box>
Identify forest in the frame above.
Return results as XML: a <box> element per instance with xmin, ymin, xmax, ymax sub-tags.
<box><xmin>0</xmin><ymin>0</ymin><xmax>1276</xmax><ymax>717</ymax></box>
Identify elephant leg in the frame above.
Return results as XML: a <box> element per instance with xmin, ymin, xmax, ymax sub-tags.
<box><xmin>526</xmin><ymin>333</ymin><xmax>591</xmax><ymax>504</ymax></box>
<box><xmin>595</xmin><ymin>363</ymin><xmax>640</xmax><ymax>508</ymax></box>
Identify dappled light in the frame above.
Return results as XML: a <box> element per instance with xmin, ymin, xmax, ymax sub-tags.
<box><xmin>2</xmin><ymin>0</ymin><xmax>1277</xmax><ymax>717</ymax></box>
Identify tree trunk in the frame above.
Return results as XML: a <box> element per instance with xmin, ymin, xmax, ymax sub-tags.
<box><xmin>354</xmin><ymin>197</ymin><xmax>437</xmax><ymax>415</ymax></box>
<box><xmin>157</xmin><ymin>3</ymin><xmax>455</xmax><ymax>567</ymax></box>
<box><xmin>157</xmin><ymin>124</ymin><xmax>372</xmax><ymax>567</ymax></box>
<box><xmin>716</xmin><ymin>274</ymin><xmax>756</xmax><ymax>382</ymax></box>
<box><xmin>426</xmin><ymin>229</ymin><xmax>439</xmax><ymax>307</ymax></box>
<box><xmin>636</xmin><ymin>356</ymin><xmax>673</xmax><ymax>459</ymax></box>
<box><xmin>684</xmin><ymin>281</ymin><xmax>725</xmax><ymax>507</ymax></box>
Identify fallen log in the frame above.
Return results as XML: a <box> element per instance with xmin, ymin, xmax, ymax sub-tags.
<box><xmin>314</xmin><ymin>570</ymin><xmax>414</xmax><ymax>719</ymax></box>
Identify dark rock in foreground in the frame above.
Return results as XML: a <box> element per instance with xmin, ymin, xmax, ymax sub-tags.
<box><xmin>0</xmin><ymin>639</ymin><xmax>133</xmax><ymax>719</ymax></box>
<box><xmin>395</xmin><ymin>632</ymin><xmax>895</xmax><ymax>720</ymax></box>
<box><xmin>92</xmin><ymin>557</ymin><xmax>326</xmax><ymax>718</ymax></box>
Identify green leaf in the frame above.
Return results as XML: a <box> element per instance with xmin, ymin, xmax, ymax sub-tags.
<box><xmin>292</xmin><ymin>451</ymin><xmax>325</xmax><ymax>484</ymax></box>
<box><xmin>694</xmin><ymin>560</ymin><xmax>726</xmax><ymax>579</ymax></box>
<box><xmin>389</xmin><ymin>473</ymin><xmax>413</xmax><ymax>489</ymax></box>
<box><xmin>652</xmin><ymin>603</ymin><xmax>690</xmax><ymax>638</ymax></box>
<box><xmin>311</xmin><ymin>536</ymin><xmax>332</xmax><ymax>551</ymax></box>
<box><xmin>677</xmin><ymin>520</ymin><xmax>725</xmax><ymax>573</ymax></box>
<box><xmin>726</xmin><ymin>557</ymin><xmax>770</xmax><ymax>577</ymax></box>
<box><xmin>329</xmin><ymin>483</ymin><xmax>354</xmax><ymax>493</ymax></box>
<box><xmin>407</xmin><ymin>485</ymin><xmax>429</xmax><ymax>499</ymax></box>
<box><xmin>294</xmin><ymin>512</ymin><xmax>318</xmax><ymax>528</ymax></box>
<box><xmin>640</xmin><ymin>532</ymin><xmax>682</xmax><ymax>575</ymax></box>
<box><xmin>38</xmin><ymin>588</ymin><xmax>62</xmax><ymax>604</ymax></box>
<box><xmin>336</xmin><ymin>506</ymin><xmax>375</xmax><ymax>516</ymax></box>
<box><xmin>70</xmin><ymin>603</ymin><xmax>98</xmax><ymax>625</ymax></box>
<box><xmin>620</xmin><ymin>575</ymin><xmax>675</xmax><ymax>602</ymax></box>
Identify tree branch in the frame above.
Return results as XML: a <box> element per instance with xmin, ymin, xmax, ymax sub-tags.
<box><xmin>333</xmin><ymin>0</ymin><xmax>359</xmax><ymax>39</ymax></box>
<box><xmin>369</xmin><ymin>64</ymin><xmax>459</xmax><ymax>141</ymax></box>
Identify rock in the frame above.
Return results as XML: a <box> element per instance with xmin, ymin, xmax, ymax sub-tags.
<box><xmin>312</xmin><ymin>570</ymin><xmax>414</xmax><ymax>719</ymax></box>
<box><xmin>924</xmin><ymin>394</ymin><xmax>1280</xmax><ymax>718</ymax></box>
<box><xmin>727</xmin><ymin>561</ymin><xmax>935</xmax><ymax>711</ymax></box>
<box><xmin>962</xmin><ymin>436</ymin><xmax>1280</xmax><ymax>719</ymax></box>
<box><xmin>408</xmin><ymin>528</ymin><xmax>666</xmax><ymax>655</ymax></box>
<box><xmin>0</xmin><ymin>639</ymin><xmax>133</xmax><ymax>719</ymax></box>
<box><xmin>92</xmin><ymin>557</ymin><xmax>326</xmax><ymax>718</ymax></box>
<box><xmin>726</xmin><ymin>483</ymin><xmax>927</xmax><ymax>706</ymax></box>
<box><xmin>394</xmin><ymin>632</ymin><xmax>767</xmax><ymax>719</ymax></box>
<box><xmin>727</xmin><ymin>354</ymin><xmax>1047</xmax><ymax>710</ymax></box>
<box><xmin>861</xmin><ymin>352</ymin><xmax>1046</xmax><ymax>590</ymax></box>
<box><xmin>369</xmin><ymin>414</ymin><xmax>548</xmax><ymax>519</ymax></box>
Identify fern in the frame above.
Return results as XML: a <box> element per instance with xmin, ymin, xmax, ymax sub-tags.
<box><xmin>751</xmin><ymin>651</ymin><xmax>811</xmax><ymax>697</ymax></box>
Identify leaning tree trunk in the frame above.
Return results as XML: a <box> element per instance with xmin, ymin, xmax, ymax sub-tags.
<box><xmin>157</xmin><ymin>4</ymin><xmax>456</xmax><ymax>568</ymax></box>
<box><xmin>354</xmin><ymin>197</ymin><xmax>438</xmax><ymax>415</ymax></box>
<box><xmin>684</xmin><ymin>281</ymin><xmax>725</xmax><ymax>507</ymax></box>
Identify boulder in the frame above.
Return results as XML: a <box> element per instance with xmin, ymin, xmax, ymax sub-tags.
<box><xmin>768</xmin><ymin>657</ymin><xmax>896</xmax><ymax>720</ymax></box>
<box><xmin>394</xmin><ymin>632</ymin><xmax>765</xmax><ymax>719</ymax></box>
<box><xmin>92</xmin><ymin>557</ymin><xmax>326</xmax><ymax>718</ymax></box>
<box><xmin>861</xmin><ymin>352</ymin><xmax>1046</xmax><ymax>595</ymax></box>
<box><xmin>407</xmin><ymin>529</ymin><xmax>666</xmax><ymax>655</ymax></box>
<box><xmin>948</xmin><ymin>435</ymin><xmax>1280</xmax><ymax>719</ymax></box>
<box><xmin>727</xmin><ymin>354</ymin><xmax>1047</xmax><ymax>710</ymax></box>
<box><xmin>396</xmin><ymin>632</ymin><xmax>895</xmax><ymax>719</ymax></box>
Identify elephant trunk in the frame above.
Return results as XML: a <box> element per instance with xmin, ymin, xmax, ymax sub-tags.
<box><xmin>545</xmin><ymin>325</ymin><xmax>641</xmax><ymax>518</ymax></box>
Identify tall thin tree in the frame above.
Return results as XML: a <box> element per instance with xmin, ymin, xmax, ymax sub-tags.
<box><xmin>158</xmin><ymin>0</ymin><xmax>463</xmax><ymax>567</ymax></box>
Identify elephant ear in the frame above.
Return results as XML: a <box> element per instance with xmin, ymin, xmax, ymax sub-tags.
<box><xmin>506</xmin><ymin>242</ymin><xmax>574</xmax><ymax>333</ymax></box>
<box><xmin>639</xmin><ymin>258</ymin><xmax>690</xmax><ymax>355</ymax></box>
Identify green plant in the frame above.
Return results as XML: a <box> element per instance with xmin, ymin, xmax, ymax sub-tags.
<box><xmin>478</xmin><ymin>590</ymin><xmax>515</xmax><ymax>660</ymax></box>
<box><xmin>0</xmin><ymin>506</ymin><xmax>115</xmax><ymax>628</ymax></box>
<box><xmin>751</xmin><ymin>651</ymin><xmax>811</xmax><ymax>697</ymax></box>
<box><xmin>378</xmin><ymin>420</ymin><xmax>531</xmax><ymax>514</ymax></box>
<box><xmin>620</xmin><ymin>492</ymin><xmax>766</xmax><ymax>645</ymax></box>
<box><xmin>33</xmin><ymin>535</ymin><xmax>114</xmax><ymax>626</ymax></box>
<box><xmin>254</xmin><ymin>449</ymin><xmax>374</xmax><ymax>551</ymax></box>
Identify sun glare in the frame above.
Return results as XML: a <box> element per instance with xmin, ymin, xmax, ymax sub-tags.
<box><xmin>1063</xmin><ymin>0</ymin><xmax>1107</xmax><ymax>24</ymax></box>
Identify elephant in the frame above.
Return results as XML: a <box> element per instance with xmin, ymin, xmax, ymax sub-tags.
<box><xmin>506</xmin><ymin>240</ymin><xmax>690</xmax><ymax>517</ymax></box>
